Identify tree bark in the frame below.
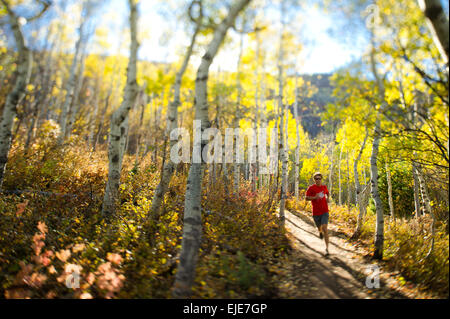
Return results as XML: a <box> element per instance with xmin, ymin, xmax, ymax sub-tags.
<box><xmin>293</xmin><ymin>84</ymin><xmax>300</xmax><ymax>200</ymax></box>
<box><xmin>338</xmin><ymin>143</ymin><xmax>343</xmax><ymax>206</ymax></box>
<box><xmin>278</xmin><ymin>1</ymin><xmax>288</xmax><ymax>227</ymax></box>
<box><xmin>369</xmin><ymin>34</ymin><xmax>385</xmax><ymax>260</ymax></box>
<box><xmin>328</xmin><ymin>141</ymin><xmax>335</xmax><ymax>202</ymax></box>
<box><xmin>385</xmin><ymin>160</ymin><xmax>395</xmax><ymax>221</ymax></box>
<box><xmin>0</xmin><ymin>1</ymin><xmax>33</xmax><ymax>188</ymax></box>
<box><xmin>172</xmin><ymin>0</ymin><xmax>251</xmax><ymax>298</ymax></box>
<box><xmin>370</xmin><ymin>115</ymin><xmax>384</xmax><ymax>260</ymax></box>
<box><xmin>352</xmin><ymin>130</ymin><xmax>368</xmax><ymax>239</ymax></box>
<box><xmin>233</xmin><ymin>20</ymin><xmax>245</xmax><ymax>196</ymax></box>
<box><xmin>346</xmin><ymin>150</ymin><xmax>351</xmax><ymax>209</ymax></box>
<box><xmin>101</xmin><ymin>0</ymin><xmax>139</xmax><ymax>216</ymax></box>
<box><xmin>412</xmin><ymin>163</ymin><xmax>422</xmax><ymax>218</ymax></box>
<box><xmin>418</xmin><ymin>0</ymin><xmax>449</xmax><ymax>63</ymax></box>
<box><xmin>415</xmin><ymin>166</ymin><xmax>436</xmax><ymax>257</ymax></box>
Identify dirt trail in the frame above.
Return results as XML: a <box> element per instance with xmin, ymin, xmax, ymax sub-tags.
<box><xmin>275</xmin><ymin>210</ymin><xmax>411</xmax><ymax>299</ymax></box>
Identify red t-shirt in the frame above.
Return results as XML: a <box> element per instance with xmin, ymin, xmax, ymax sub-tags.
<box><xmin>306</xmin><ymin>184</ymin><xmax>329</xmax><ymax>216</ymax></box>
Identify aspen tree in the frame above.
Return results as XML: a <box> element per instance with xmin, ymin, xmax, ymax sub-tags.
<box><xmin>0</xmin><ymin>0</ymin><xmax>50</xmax><ymax>188</ymax></box>
<box><xmin>172</xmin><ymin>0</ymin><xmax>252</xmax><ymax>298</ymax></box>
<box><xmin>102</xmin><ymin>0</ymin><xmax>139</xmax><ymax>216</ymax></box>
<box><xmin>369</xmin><ymin>30</ymin><xmax>386</xmax><ymax>260</ymax></box>
<box><xmin>150</xmin><ymin>0</ymin><xmax>203</xmax><ymax>218</ymax></box>
<box><xmin>278</xmin><ymin>0</ymin><xmax>288</xmax><ymax>226</ymax></box>
<box><xmin>59</xmin><ymin>1</ymin><xmax>93</xmax><ymax>143</ymax></box>
<box><xmin>418</xmin><ymin>0</ymin><xmax>449</xmax><ymax>63</ymax></box>
<box><xmin>352</xmin><ymin>130</ymin><xmax>368</xmax><ymax>239</ymax></box>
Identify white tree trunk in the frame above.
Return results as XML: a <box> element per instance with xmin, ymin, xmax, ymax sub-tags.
<box><xmin>338</xmin><ymin>143</ymin><xmax>343</xmax><ymax>206</ymax></box>
<box><xmin>369</xmin><ymin>34</ymin><xmax>385</xmax><ymax>260</ymax></box>
<box><xmin>412</xmin><ymin>163</ymin><xmax>422</xmax><ymax>218</ymax></box>
<box><xmin>415</xmin><ymin>166</ymin><xmax>436</xmax><ymax>257</ymax></box>
<box><xmin>66</xmin><ymin>46</ymin><xmax>88</xmax><ymax>138</ymax></box>
<box><xmin>119</xmin><ymin>115</ymin><xmax>129</xmax><ymax>170</ymax></box>
<box><xmin>172</xmin><ymin>0</ymin><xmax>251</xmax><ymax>298</ymax></box>
<box><xmin>259</xmin><ymin>80</ymin><xmax>268</xmax><ymax>188</ymax></box>
<box><xmin>102</xmin><ymin>0</ymin><xmax>139</xmax><ymax>216</ymax></box>
<box><xmin>370</xmin><ymin>115</ymin><xmax>384</xmax><ymax>259</ymax></box>
<box><xmin>58</xmin><ymin>5</ymin><xmax>89</xmax><ymax>144</ymax></box>
<box><xmin>385</xmin><ymin>160</ymin><xmax>395</xmax><ymax>221</ymax></box>
<box><xmin>251</xmin><ymin>30</ymin><xmax>260</xmax><ymax>193</ymax></box>
<box><xmin>346</xmin><ymin>150</ymin><xmax>351</xmax><ymax>209</ymax></box>
<box><xmin>233</xmin><ymin>22</ymin><xmax>245</xmax><ymax>196</ymax></box>
<box><xmin>0</xmin><ymin>2</ymin><xmax>33</xmax><ymax>188</ymax></box>
<box><xmin>277</xmin><ymin>1</ymin><xmax>288</xmax><ymax>226</ymax></box>
<box><xmin>328</xmin><ymin>142</ymin><xmax>335</xmax><ymax>202</ymax></box>
<box><xmin>353</xmin><ymin>131</ymin><xmax>368</xmax><ymax>238</ymax></box>
<box><xmin>293</xmin><ymin>85</ymin><xmax>300</xmax><ymax>200</ymax></box>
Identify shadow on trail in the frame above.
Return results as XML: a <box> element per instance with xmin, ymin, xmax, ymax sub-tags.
<box><xmin>285</xmin><ymin>211</ymin><xmax>410</xmax><ymax>299</ymax></box>
<box><xmin>289</xmin><ymin>209</ymin><xmax>348</xmax><ymax>239</ymax></box>
<box><xmin>286</xmin><ymin>217</ymin><xmax>356</xmax><ymax>254</ymax></box>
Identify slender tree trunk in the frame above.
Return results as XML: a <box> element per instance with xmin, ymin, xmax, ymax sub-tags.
<box><xmin>0</xmin><ymin>2</ymin><xmax>33</xmax><ymax>188</ymax></box>
<box><xmin>346</xmin><ymin>150</ymin><xmax>351</xmax><ymax>210</ymax></box>
<box><xmin>369</xmin><ymin>33</ymin><xmax>385</xmax><ymax>260</ymax></box>
<box><xmin>415</xmin><ymin>165</ymin><xmax>436</xmax><ymax>257</ymax></box>
<box><xmin>293</xmin><ymin>85</ymin><xmax>300</xmax><ymax>200</ymax></box>
<box><xmin>278</xmin><ymin>1</ymin><xmax>288</xmax><ymax>226</ymax></box>
<box><xmin>119</xmin><ymin>115</ymin><xmax>129</xmax><ymax>171</ymax></box>
<box><xmin>251</xmin><ymin>29</ymin><xmax>261</xmax><ymax>193</ymax></box>
<box><xmin>152</xmin><ymin>93</ymin><xmax>163</xmax><ymax>163</ymax></box>
<box><xmin>412</xmin><ymin>163</ymin><xmax>422</xmax><ymax>218</ymax></box>
<box><xmin>58</xmin><ymin>5</ymin><xmax>89</xmax><ymax>144</ymax></box>
<box><xmin>151</xmin><ymin>15</ymin><xmax>200</xmax><ymax>218</ymax></box>
<box><xmin>88</xmin><ymin>79</ymin><xmax>101</xmax><ymax>149</ymax></box>
<box><xmin>370</xmin><ymin>115</ymin><xmax>384</xmax><ymax>259</ymax></box>
<box><xmin>338</xmin><ymin>143</ymin><xmax>343</xmax><ymax>206</ymax></box>
<box><xmin>233</xmin><ymin>22</ymin><xmax>245</xmax><ymax>196</ymax></box>
<box><xmin>328</xmin><ymin>141</ymin><xmax>335</xmax><ymax>202</ymax></box>
<box><xmin>352</xmin><ymin>130</ymin><xmax>368</xmax><ymax>239</ymax></box>
<box><xmin>66</xmin><ymin>47</ymin><xmax>88</xmax><ymax>138</ymax></box>
<box><xmin>102</xmin><ymin>0</ymin><xmax>139</xmax><ymax>216</ymax></box>
<box><xmin>172</xmin><ymin>0</ymin><xmax>251</xmax><ymax>298</ymax></box>
<box><xmin>134</xmin><ymin>90</ymin><xmax>146</xmax><ymax>167</ymax></box>
<box><xmin>259</xmin><ymin>80</ymin><xmax>268</xmax><ymax>188</ymax></box>
<box><xmin>385</xmin><ymin>160</ymin><xmax>395</xmax><ymax>221</ymax></box>
<box><xmin>24</xmin><ymin>101</ymin><xmax>38</xmax><ymax>152</ymax></box>
<box><xmin>418</xmin><ymin>0</ymin><xmax>449</xmax><ymax>63</ymax></box>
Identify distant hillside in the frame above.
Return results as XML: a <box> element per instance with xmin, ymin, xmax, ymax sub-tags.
<box><xmin>291</xmin><ymin>73</ymin><xmax>335</xmax><ymax>138</ymax></box>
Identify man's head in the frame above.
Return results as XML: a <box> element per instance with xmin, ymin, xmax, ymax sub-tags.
<box><xmin>313</xmin><ymin>172</ymin><xmax>323</xmax><ymax>185</ymax></box>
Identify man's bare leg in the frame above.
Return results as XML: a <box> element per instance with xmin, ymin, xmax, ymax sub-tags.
<box><xmin>321</xmin><ymin>223</ymin><xmax>329</xmax><ymax>255</ymax></box>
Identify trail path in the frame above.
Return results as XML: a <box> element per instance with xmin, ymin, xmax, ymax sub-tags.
<box><xmin>274</xmin><ymin>210</ymin><xmax>412</xmax><ymax>299</ymax></box>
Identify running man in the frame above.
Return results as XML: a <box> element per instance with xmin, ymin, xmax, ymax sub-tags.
<box><xmin>305</xmin><ymin>172</ymin><xmax>330</xmax><ymax>256</ymax></box>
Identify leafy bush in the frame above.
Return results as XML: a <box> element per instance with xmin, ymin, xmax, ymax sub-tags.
<box><xmin>1</xmin><ymin>142</ymin><xmax>292</xmax><ymax>299</ymax></box>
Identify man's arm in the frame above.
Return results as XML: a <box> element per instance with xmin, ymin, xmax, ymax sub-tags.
<box><xmin>306</xmin><ymin>194</ymin><xmax>318</xmax><ymax>201</ymax></box>
<box><xmin>325</xmin><ymin>187</ymin><xmax>330</xmax><ymax>203</ymax></box>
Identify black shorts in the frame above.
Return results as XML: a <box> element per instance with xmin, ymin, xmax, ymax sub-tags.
<box><xmin>313</xmin><ymin>212</ymin><xmax>329</xmax><ymax>228</ymax></box>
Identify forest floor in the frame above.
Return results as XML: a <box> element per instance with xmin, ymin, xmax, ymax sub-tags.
<box><xmin>272</xmin><ymin>209</ymin><xmax>436</xmax><ymax>299</ymax></box>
